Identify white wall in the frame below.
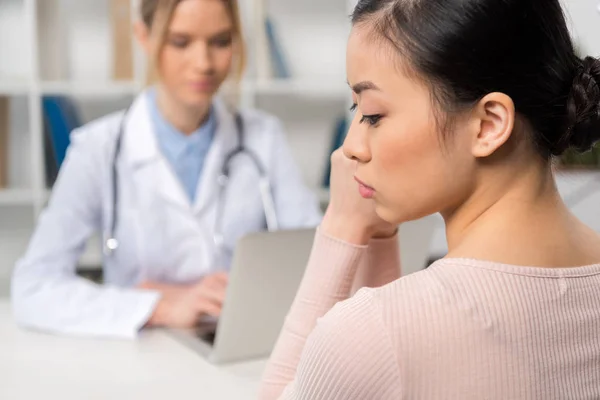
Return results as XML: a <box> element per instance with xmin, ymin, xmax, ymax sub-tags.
<box><xmin>267</xmin><ymin>0</ymin><xmax>349</xmax><ymax>80</ymax></box>
<box><xmin>257</xmin><ymin>95</ymin><xmax>346</xmax><ymax>189</ymax></box>
<box><xmin>7</xmin><ymin>97</ymin><xmax>32</xmax><ymax>189</ymax></box>
<box><xmin>38</xmin><ymin>0</ymin><xmax>113</xmax><ymax>81</ymax></box>
<box><xmin>0</xmin><ymin>0</ymin><xmax>31</xmax><ymax>81</ymax></box>
<box><xmin>0</xmin><ymin>98</ymin><xmax>32</xmax><ymax>296</ymax></box>
<box><xmin>0</xmin><ymin>207</ymin><xmax>33</xmax><ymax>297</ymax></box>
<box><xmin>562</xmin><ymin>0</ymin><xmax>600</xmax><ymax>57</ymax></box>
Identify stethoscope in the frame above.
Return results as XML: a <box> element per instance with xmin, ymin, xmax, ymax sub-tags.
<box><xmin>104</xmin><ymin>108</ymin><xmax>279</xmax><ymax>257</ymax></box>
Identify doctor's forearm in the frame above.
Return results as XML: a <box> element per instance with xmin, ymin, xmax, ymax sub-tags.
<box><xmin>138</xmin><ymin>280</ymin><xmax>189</xmax><ymax>297</ymax></box>
<box><xmin>138</xmin><ymin>281</ymin><xmax>187</xmax><ymax>327</ymax></box>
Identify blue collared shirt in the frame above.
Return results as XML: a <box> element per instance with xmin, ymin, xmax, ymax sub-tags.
<box><xmin>147</xmin><ymin>89</ymin><xmax>216</xmax><ymax>203</ymax></box>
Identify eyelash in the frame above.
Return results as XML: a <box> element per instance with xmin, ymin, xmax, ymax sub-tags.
<box><xmin>211</xmin><ymin>37</ymin><xmax>233</xmax><ymax>48</ymax></box>
<box><xmin>170</xmin><ymin>40</ymin><xmax>188</xmax><ymax>48</ymax></box>
<box><xmin>169</xmin><ymin>38</ymin><xmax>232</xmax><ymax>49</ymax></box>
<box><xmin>349</xmin><ymin>103</ymin><xmax>382</xmax><ymax>126</ymax></box>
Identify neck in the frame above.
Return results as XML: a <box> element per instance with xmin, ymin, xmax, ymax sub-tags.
<box><xmin>155</xmin><ymin>86</ymin><xmax>211</xmax><ymax>135</ymax></box>
<box><xmin>442</xmin><ymin>155</ymin><xmax>579</xmax><ymax>266</ymax></box>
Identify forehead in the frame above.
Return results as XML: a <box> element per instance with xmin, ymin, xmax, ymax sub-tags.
<box><xmin>169</xmin><ymin>0</ymin><xmax>233</xmax><ymax>33</ymax></box>
<box><xmin>346</xmin><ymin>25</ymin><xmax>400</xmax><ymax>82</ymax></box>
<box><xmin>346</xmin><ymin>24</ymin><xmax>433</xmax><ymax>109</ymax></box>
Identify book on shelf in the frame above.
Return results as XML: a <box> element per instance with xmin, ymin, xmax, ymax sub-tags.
<box><xmin>255</xmin><ymin>0</ymin><xmax>272</xmax><ymax>80</ymax></box>
<box><xmin>264</xmin><ymin>16</ymin><xmax>291</xmax><ymax>79</ymax></box>
<box><xmin>37</xmin><ymin>0</ymin><xmax>69</xmax><ymax>81</ymax></box>
<box><xmin>255</xmin><ymin>0</ymin><xmax>291</xmax><ymax>80</ymax></box>
<box><xmin>0</xmin><ymin>97</ymin><xmax>9</xmax><ymax>189</ymax></box>
<box><xmin>43</xmin><ymin>116</ymin><xmax>59</xmax><ymax>188</ymax></box>
<box><xmin>110</xmin><ymin>0</ymin><xmax>134</xmax><ymax>81</ymax></box>
<box><xmin>322</xmin><ymin>116</ymin><xmax>349</xmax><ymax>188</ymax></box>
<box><xmin>42</xmin><ymin>96</ymin><xmax>82</xmax><ymax>187</ymax></box>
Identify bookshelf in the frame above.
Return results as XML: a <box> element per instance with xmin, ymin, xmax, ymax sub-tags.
<box><xmin>0</xmin><ymin>189</ymin><xmax>37</xmax><ymax>206</ymax></box>
<box><xmin>253</xmin><ymin>79</ymin><xmax>348</xmax><ymax>98</ymax></box>
<box><xmin>39</xmin><ymin>81</ymin><xmax>139</xmax><ymax>97</ymax></box>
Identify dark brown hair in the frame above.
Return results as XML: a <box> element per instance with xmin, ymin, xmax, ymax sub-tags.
<box><xmin>352</xmin><ymin>0</ymin><xmax>600</xmax><ymax>158</ymax></box>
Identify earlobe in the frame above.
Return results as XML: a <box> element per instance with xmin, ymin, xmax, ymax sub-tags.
<box><xmin>472</xmin><ymin>93</ymin><xmax>515</xmax><ymax>158</ymax></box>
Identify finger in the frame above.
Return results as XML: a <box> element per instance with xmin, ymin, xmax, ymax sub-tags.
<box><xmin>197</xmin><ymin>286</ymin><xmax>227</xmax><ymax>305</ymax></box>
<box><xmin>197</xmin><ymin>281</ymin><xmax>227</xmax><ymax>298</ymax></box>
<box><xmin>201</xmin><ymin>273</ymin><xmax>229</xmax><ymax>292</ymax></box>
<box><xmin>196</xmin><ymin>299</ymin><xmax>222</xmax><ymax>318</ymax></box>
<box><xmin>206</xmin><ymin>272</ymin><xmax>229</xmax><ymax>286</ymax></box>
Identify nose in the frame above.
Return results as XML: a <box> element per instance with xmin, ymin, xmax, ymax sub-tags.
<box><xmin>191</xmin><ymin>42</ymin><xmax>213</xmax><ymax>73</ymax></box>
<box><xmin>342</xmin><ymin>115</ymin><xmax>372</xmax><ymax>163</ymax></box>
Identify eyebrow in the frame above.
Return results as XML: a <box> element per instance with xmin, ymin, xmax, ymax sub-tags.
<box><xmin>347</xmin><ymin>80</ymin><xmax>380</xmax><ymax>94</ymax></box>
<box><xmin>168</xmin><ymin>28</ymin><xmax>232</xmax><ymax>39</ymax></box>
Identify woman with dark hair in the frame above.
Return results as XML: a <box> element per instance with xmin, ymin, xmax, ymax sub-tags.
<box><xmin>259</xmin><ymin>0</ymin><xmax>600</xmax><ymax>398</ymax></box>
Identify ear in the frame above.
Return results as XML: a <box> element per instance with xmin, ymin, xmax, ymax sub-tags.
<box><xmin>133</xmin><ymin>20</ymin><xmax>152</xmax><ymax>55</ymax></box>
<box><xmin>470</xmin><ymin>93</ymin><xmax>515</xmax><ymax>158</ymax></box>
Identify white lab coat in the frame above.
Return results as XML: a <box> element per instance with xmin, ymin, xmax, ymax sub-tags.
<box><xmin>11</xmin><ymin>92</ymin><xmax>322</xmax><ymax>339</ymax></box>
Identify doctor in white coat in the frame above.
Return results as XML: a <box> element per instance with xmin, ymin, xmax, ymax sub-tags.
<box><xmin>11</xmin><ymin>0</ymin><xmax>322</xmax><ymax>339</ymax></box>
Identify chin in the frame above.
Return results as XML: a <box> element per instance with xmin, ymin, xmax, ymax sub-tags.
<box><xmin>374</xmin><ymin>203</ymin><xmax>402</xmax><ymax>224</ymax></box>
<box><xmin>375</xmin><ymin>201</ymin><xmax>427</xmax><ymax>225</ymax></box>
<box><xmin>180</xmin><ymin>92</ymin><xmax>215</xmax><ymax>108</ymax></box>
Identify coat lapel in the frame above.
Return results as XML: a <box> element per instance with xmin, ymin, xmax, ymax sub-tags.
<box><xmin>192</xmin><ymin>98</ymin><xmax>238</xmax><ymax>215</ymax></box>
<box><xmin>122</xmin><ymin>91</ymin><xmax>191</xmax><ymax>211</ymax></box>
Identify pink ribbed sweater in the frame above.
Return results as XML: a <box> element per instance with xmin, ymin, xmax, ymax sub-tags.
<box><xmin>259</xmin><ymin>230</ymin><xmax>600</xmax><ymax>399</ymax></box>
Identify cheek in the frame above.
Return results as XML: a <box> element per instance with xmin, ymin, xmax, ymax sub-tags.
<box><xmin>373</xmin><ymin>118</ymin><xmax>449</xmax><ymax>222</ymax></box>
<box><xmin>214</xmin><ymin>48</ymin><xmax>234</xmax><ymax>75</ymax></box>
<box><xmin>159</xmin><ymin>49</ymin><xmax>184</xmax><ymax>80</ymax></box>
<box><xmin>376</xmin><ymin>116</ymin><xmax>438</xmax><ymax>179</ymax></box>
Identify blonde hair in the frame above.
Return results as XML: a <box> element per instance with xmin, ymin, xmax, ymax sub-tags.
<box><xmin>140</xmin><ymin>0</ymin><xmax>247</xmax><ymax>85</ymax></box>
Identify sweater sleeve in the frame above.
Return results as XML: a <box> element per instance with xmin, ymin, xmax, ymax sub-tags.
<box><xmin>352</xmin><ymin>234</ymin><xmax>401</xmax><ymax>294</ymax></box>
<box><xmin>258</xmin><ymin>230</ymin><xmax>366</xmax><ymax>399</ymax></box>
<box><xmin>279</xmin><ymin>289</ymin><xmax>402</xmax><ymax>399</ymax></box>
<box><xmin>258</xmin><ymin>229</ymin><xmax>401</xmax><ymax>399</ymax></box>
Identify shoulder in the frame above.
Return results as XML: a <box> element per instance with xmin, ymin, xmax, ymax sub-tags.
<box><xmin>292</xmin><ymin>289</ymin><xmax>402</xmax><ymax>398</ymax></box>
<box><xmin>318</xmin><ymin>287</ymin><xmax>382</xmax><ymax>328</ymax></box>
<box><xmin>238</xmin><ymin>106</ymin><xmax>282</xmax><ymax>131</ymax></box>
<box><xmin>375</xmin><ymin>265</ymin><xmax>459</xmax><ymax>322</ymax></box>
<box><xmin>307</xmin><ymin>288</ymin><xmax>396</xmax><ymax>369</ymax></box>
<box><xmin>70</xmin><ymin>110</ymin><xmax>125</xmax><ymax>151</ymax></box>
<box><xmin>212</xmin><ymin>98</ymin><xmax>287</xmax><ymax>147</ymax></box>
<box><xmin>377</xmin><ymin>259</ymin><xmax>508</xmax><ymax>313</ymax></box>
<box><xmin>233</xmin><ymin>106</ymin><xmax>292</xmax><ymax>160</ymax></box>
<box><xmin>237</xmin><ymin>106</ymin><xmax>287</xmax><ymax>145</ymax></box>
<box><xmin>65</xmin><ymin>111</ymin><xmax>125</xmax><ymax>168</ymax></box>
<box><xmin>373</xmin><ymin>261</ymin><xmax>506</xmax><ymax>350</ymax></box>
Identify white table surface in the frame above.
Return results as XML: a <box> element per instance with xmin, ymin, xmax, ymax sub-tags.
<box><xmin>0</xmin><ymin>301</ymin><xmax>267</xmax><ymax>400</ymax></box>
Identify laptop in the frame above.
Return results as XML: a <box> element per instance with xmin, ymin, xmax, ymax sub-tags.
<box><xmin>168</xmin><ymin>216</ymin><xmax>437</xmax><ymax>365</ymax></box>
<box><xmin>168</xmin><ymin>228</ymin><xmax>316</xmax><ymax>365</ymax></box>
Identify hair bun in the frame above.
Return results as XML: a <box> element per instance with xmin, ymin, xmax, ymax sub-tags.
<box><xmin>555</xmin><ymin>56</ymin><xmax>600</xmax><ymax>155</ymax></box>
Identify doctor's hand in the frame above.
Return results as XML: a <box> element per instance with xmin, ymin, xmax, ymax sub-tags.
<box><xmin>322</xmin><ymin>148</ymin><xmax>397</xmax><ymax>245</ymax></box>
<box><xmin>142</xmin><ymin>272</ymin><xmax>229</xmax><ymax>329</ymax></box>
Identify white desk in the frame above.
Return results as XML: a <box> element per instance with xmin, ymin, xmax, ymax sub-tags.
<box><xmin>0</xmin><ymin>301</ymin><xmax>267</xmax><ymax>400</ymax></box>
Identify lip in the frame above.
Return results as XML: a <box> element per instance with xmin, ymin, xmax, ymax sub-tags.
<box><xmin>354</xmin><ymin>176</ymin><xmax>376</xmax><ymax>199</ymax></box>
<box><xmin>189</xmin><ymin>80</ymin><xmax>216</xmax><ymax>92</ymax></box>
